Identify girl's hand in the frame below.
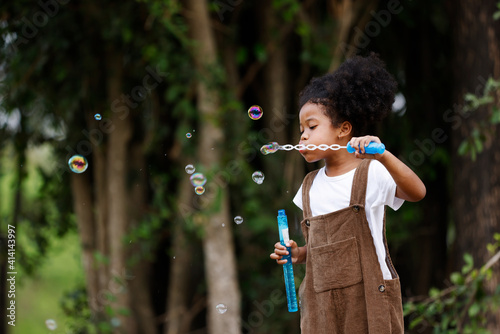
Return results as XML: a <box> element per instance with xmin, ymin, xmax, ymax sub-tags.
<box><xmin>349</xmin><ymin>135</ymin><xmax>384</xmax><ymax>159</ymax></box>
<box><xmin>270</xmin><ymin>240</ymin><xmax>302</xmax><ymax>265</ymax></box>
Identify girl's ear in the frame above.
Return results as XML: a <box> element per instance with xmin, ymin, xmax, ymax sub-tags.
<box><xmin>338</xmin><ymin>121</ymin><xmax>353</xmax><ymax>138</ymax></box>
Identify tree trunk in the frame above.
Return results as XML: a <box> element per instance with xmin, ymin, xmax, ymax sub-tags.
<box><xmin>128</xmin><ymin>144</ymin><xmax>157</xmax><ymax>334</ymax></box>
<box><xmin>165</xmin><ymin>176</ymin><xmax>195</xmax><ymax>334</ymax></box>
<box><xmin>261</xmin><ymin>0</ymin><xmax>288</xmax><ymax>146</ymax></box>
<box><xmin>398</xmin><ymin>8</ymin><xmax>450</xmax><ymax>296</ymax></box>
<box><xmin>93</xmin><ymin>128</ymin><xmax>110</xmax><ymax>298</ymax></box>
<box><xmin>329</xmin><ymin>0</ymin><xmax>379</xmax><ymax>71</ymax></box>
<box><xmin>451</xmin><ymin>0</ymin><xmax>500</xmax><ymax>331</ymax></box>
<box><xmin>105</xmin><ymin>51</ymin><xmax>136</xmax><ymax>333</ymax></box>
<box><xmin>70</xmin><ymin>171</ymin><xmax>100</xmax><ymax>320</ymax></box>
<box><xmin>185</xmin><ymin>1</ymin><xmax>242</xmax><ymax>333</ymax></box>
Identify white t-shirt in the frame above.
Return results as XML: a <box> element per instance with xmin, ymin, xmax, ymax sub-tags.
<box><xmin>293</xmin><ymin>160</ymin><xmax>404</xmax><ymax>280</ymax></box>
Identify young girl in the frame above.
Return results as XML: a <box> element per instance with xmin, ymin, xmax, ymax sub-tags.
<box><xmin>270</xmin><ymin>54</ymin><xmax>426</xmax><ymax>334</ymax></box>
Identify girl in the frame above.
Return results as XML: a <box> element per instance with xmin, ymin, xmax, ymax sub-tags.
<box><xmin>270</xmin><ymin>54</ymin><xmax>426</xmax><ymax>334</ymax></box>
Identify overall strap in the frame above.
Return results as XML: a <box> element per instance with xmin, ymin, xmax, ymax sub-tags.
<box><xmin>349</xmin><ymin>159</ymin><xmax>372</xmax><ymax>206</ymax></box>
<box><xmin>301</xmin><ymin>169</ymin><xmax>320</xmax><ymax>218</ymax></box>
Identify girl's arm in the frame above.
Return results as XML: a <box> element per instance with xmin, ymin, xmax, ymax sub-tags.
<box><xmin>350</xmin><ymin>136</ymin><xmax>426</xmax><ymax>202</ymax></box>
<box><xmin>376</xmin><ymin>151</ymin><xmax>426</xmax><ymax>202</ymax></box>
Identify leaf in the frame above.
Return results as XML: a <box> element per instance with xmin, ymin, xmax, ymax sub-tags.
<box><xmin>403</xmin><ymin>302</ymin><xmax>415</xmax><ymax>316</ymax></box>
<box><xmin>429</xmin><ymin>287</ymin><xmax>441</xmax><ymax>298</ymax></box>
<box><xmin>105</xmin><ymin>305</ymin><xmax>114</xmax><ymax>316</ymax></box>
<box><xmin>464</xmin><ymin>93</ymin><xmax>478</xmax><ymax>102</ymax></box>
<box><xmin>462</xmin><ymin>253</ymin><xmax>474</xmax><ymax>274</ymax></box>
<box><xmin>440</xmin><ymin>315</ymin><xmax>450</xmax><ymax>329</ymax></box>
<box><xmin>486</xmin><ymin>243</ymin><xmax>496</xmax><ymax>254</ymax></box>
<box><xmin>468</xmin><ymin>302</ymin><xmax>480</xmax><ymax>317</ymax></box>
<box><xmin>450</xmin><ymin>272</ymin><xmax>465</xmax><ymax>285</ymax></box>
<box><xmin>458</xmin><ymin>140</ymin><xmax>470</xmax><ymax>156</ymax></box>
<box><xmin>409</xmin><ymin>315</ymin><xmax>424</xmax><ymax>329</ymax></box>
<box><xmin>490</xmin><ymin>107</ymin><xmax>500</xmax><ymax>124</ymax></box>
<box><xmin>118</xmin><ymin>307</ymin><xmax>131</xmax><ymax>316</ymax></box>
<box><xmin>236</xmin><ymin>47</ymin><xmax>248</xmax><ymax>65</ymax></box>
<box><xmin>254</xmin><ymin>44</ymin><xmax>267</xmax><ymax>62</ymax></box>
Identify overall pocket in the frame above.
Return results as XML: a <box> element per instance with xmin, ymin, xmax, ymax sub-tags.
<box><xmin>310</xmin><ymin>237</ymin><xmax>362</xmax><ymax>293</ymax></box>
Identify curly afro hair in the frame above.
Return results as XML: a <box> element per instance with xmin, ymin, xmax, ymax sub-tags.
<box><xmin>299</xmin><ymin>53</ymin><xmax>397</xmax><ymax>136</ymax></box>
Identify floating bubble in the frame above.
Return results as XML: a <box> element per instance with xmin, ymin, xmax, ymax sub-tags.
<box><xmin>190</xmin><ymin>173</ymin><xmax>207</xmax><ymax>187</ymax></box>
<box><xmin>260</xmin><ymin>142</ymin><xmax>280</xmax><ymax>155</ymax></box>
<box><xmin>194</xmin><ymin>186</ymin><xmax>205</xmax><ymax>195</ymax></box>
<box><xmin>45</xmin><ymin>319</ymin><xmax>57</xmax><ymax>330</ymax></box>
<box><xmin>216</xmin><ymin>303</ymin><xmax>228</xmax><ymax>314</ymax></box>
<box><xmin>94</xmin><ymin>113</ymin><xmax>102</xmax><ymax>120</ymax></box>
<box><xmin>248</xmin><ymin>105</ymin><xmax>263</xmax><ymax>120</ymax></box>
<box><xmin>252</xmin><ymin>171</ymin><xmax>264</xmax><ymax>184</ymax></box>
<box><xmin>68</xmin><ymin>155</ymin><xmax>88</xmax><ymax>173</ymax></box>
<box><xmin>110</xmin><ymin>317</ymin><xmax>121</xmax><ymax>327</ymax></box>
<box><xmin>234</xmin><ymin>216</ymin><xmax>243</xmax><ymax>225</ymax></box>
<box><xmin>185</xmin><ymin>164</ymin><xmax>196</xmax><ymax>174</ymax></box>
<box><xmin>186</xmin><ymin>132</ymin><xmax>192</xmax><ymax>138</ymax></box>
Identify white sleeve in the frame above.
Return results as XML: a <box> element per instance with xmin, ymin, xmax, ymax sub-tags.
<box><xmin>293</xmin><ymin>184</ymin><xmax>303</xmax><ymax>210</ymax></box>
<box><xmin>370</xmin><ymin>161</ymin><xmax>404</xmax><ymax>211</ymax></box>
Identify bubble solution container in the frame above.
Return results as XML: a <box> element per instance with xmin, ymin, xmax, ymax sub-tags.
<box><xmin>277</xmin><ymin>210</ymin><xmax>298</xmax><ymax>312</ymax></box>
<box><xmin>346</xmin><ymin>141</ymin><xmax>385</xmax><ymax>154</ymax></box>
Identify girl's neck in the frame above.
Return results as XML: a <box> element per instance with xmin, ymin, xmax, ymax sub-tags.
<box><xmin>324</xmin><ymin>153</ymin><xmax>361</xmax><ymax>177</ymax></box>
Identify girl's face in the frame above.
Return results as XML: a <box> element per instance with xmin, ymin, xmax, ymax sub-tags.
<box><xmin>298</xmin><ymin>102</ymin><xmax>342</xmax><ymax>163</ymax></box>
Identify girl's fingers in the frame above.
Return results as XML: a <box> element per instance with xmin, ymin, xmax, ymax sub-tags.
<box><xmin>274</xmin><ymin>248</ymin><xmax>289</xmax><ymax>255</ymax></box>
<box><xmin>351</xmin><ymin>136</ymin><xmax>381</xmax><ymax>154</ymax></box>
<box><xmin>269</xmin><ymin>253</ymin><xmax>288</xmax><ymax>264</ymax></box>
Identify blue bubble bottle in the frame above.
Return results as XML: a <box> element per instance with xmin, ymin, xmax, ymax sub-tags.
<box><xmin>277</xmin><ymin>210</ymin><xmax>298</xmax><ymax>312</ymax></box>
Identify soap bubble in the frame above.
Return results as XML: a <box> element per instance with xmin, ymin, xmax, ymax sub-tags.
<box><xmin>234</xmin><ymin>216</ymin><xmax>243</xmax><ymax>224</ymax></box>
<box><xmin>190</xmin><ymin>173</ymin><xmax>207</xmax><ymax>187</ymax></box>
<box><xmin>252</xmin><ymin>171</ymin><xmax>264</xmax><ymax>184</ymax></box>
<box><xmin>45</xmin><ymin>319</ymin><xmax>57</xmax><ymax>330</ymax></box>
<box><xmin>260</xmin><ymin>142</ymin><xmax>280</xmax><ymax>155</ymax></box>
<box><xmin>68</xmin><ymin>155</ymin><xmax>88</xmax><ymax>173</ymax></box>
<box><xmin>248</xmin><ymin>105</ymin><xmax>263</xmax><ymax>120</ymax></box>
<box><xmin>94</xmin><ymin>113</ymin><xmax>102</xmax><ymax>120</ymax></box>
<box><xmin>216</xmin><ymin>303</ymin><xmax>228</xmax><ymax>314</ymax></box>
<box><xmin>185</xmin><ymin>164</ymin><xmax>196</xmax><ymax>174</ymax></box>
<box><xmin>186</xmin><ymin>132</ymin><xmax>192</xmax><ymax>138</ymax></box>
<box><xmin>110</xmin><ymin>317</ymin><xmax>121</xmax><ymax>327</ymax></box>
<box><xmin>194</xmin><ymin>186</ymin><xmax>205</xmax><ymax>195</ymax></box>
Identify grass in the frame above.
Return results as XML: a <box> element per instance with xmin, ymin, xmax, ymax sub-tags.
<box><xmin>1</xmin><ymin>144</ymin><xmax>84</xmax><ymax>333</ymax></box>
<box><xmin>11</xmin><ymin>231</ymin><xmax>84</xmax><ymax>334</ymax></box>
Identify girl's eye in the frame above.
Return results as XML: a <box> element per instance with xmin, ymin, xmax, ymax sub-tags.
<box><xmin>310</xmin><ymin>126</ymin><xmax>317</xmax><ymax>130</ymax></box>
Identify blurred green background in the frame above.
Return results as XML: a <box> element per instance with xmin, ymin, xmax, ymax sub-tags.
<box><xmin>1</xmin><ymin>0</ymin><xmax>500</xmax><ymax>333</ymax></box>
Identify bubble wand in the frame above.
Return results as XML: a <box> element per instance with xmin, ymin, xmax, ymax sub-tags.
<box><xmin>277</xmin><ymin>210</ymin><xmax>298</xmax><ymax>312</ymax></box>
<box><xmin>261</xmin><ymin>141</ymin><xmax>385</xmax><ymax>155</ymax></box>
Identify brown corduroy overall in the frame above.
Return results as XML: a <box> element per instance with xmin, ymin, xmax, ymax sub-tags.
<box><xmin>298</xmin><ymin>160</ymin><xmax>404</xmax><ymax>334</ymax></box>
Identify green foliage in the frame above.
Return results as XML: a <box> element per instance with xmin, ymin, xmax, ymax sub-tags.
<box><xmin>60</xmin><ymin>286</ymin><xmax>98</xmax><ymax>334</ymax></box>
<box><xmin>404</xmin><ymin>234</ymin><xmax>500</xmax><ymax>333</ymax></box>
<box><xmin>458</xmin><ymin>77</ymin><xmax>500</xmax><ymax>161</ymax></box>
<box><xmin>272</xmin><ymin>0</ymin><xmax>300</xmax><ymax>22</ymax></box>
<box><xmin>494</xmin><ymin>2</ymin><xmax>500</xmax><ymax>20</ymax></box>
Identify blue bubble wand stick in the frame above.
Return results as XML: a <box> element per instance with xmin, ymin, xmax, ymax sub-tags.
<box><xmin>261</xmin><ymin>142</ymin><xmax>385</xmax><ymax>155</ymax></box>
<box><xmin>277</xmin><ymin>210</ymin><xmax>299</xmax><ymax>312</ymax></box>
